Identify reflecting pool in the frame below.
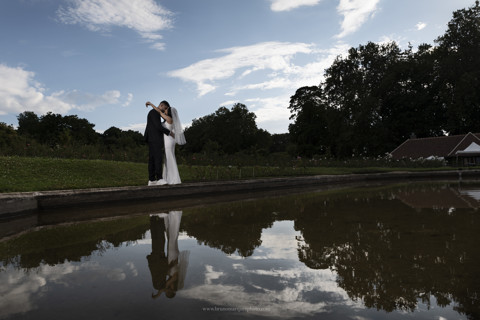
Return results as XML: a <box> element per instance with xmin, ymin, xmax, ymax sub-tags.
<box><xmin>1</xmin><ymin>181</ymin><xmax>480</xmax><ymax>319</ymax></box>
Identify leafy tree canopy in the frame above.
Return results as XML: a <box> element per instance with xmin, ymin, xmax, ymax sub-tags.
<box><xmin>184</xmin><ymin>103</ymin><xmax>272</xmax><ymax>155</ymax></box>
<box><xmin>288</xmin><ymin>1</ymin><xmax>480</xmax><ymax>158</ymax></box>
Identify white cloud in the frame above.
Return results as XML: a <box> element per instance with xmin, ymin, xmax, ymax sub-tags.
<box><xmin>269</xmin><ymin>0</ymin><xmax>322</xmax><ymax>12</ymax></box>
<box><xmin>181</xmin><ymin>221</ymin><xmax>362</xmax><ymax>318</ymax></box>
<box><xmin>0</xmin><ymin>64</ymin><xmax>74</xmax><ymax>115</ymax></box>
<box><xmin>126</xmin><ymin>261</ymin><xmax>138</xmax><ymax>277</ymax></box>
<box><xmin>416</xmin><ymin>22</ymin><xmax>427</xmax><ymax>30</ymax></box>
<box><xmin>219</xmin><ymin>96</ymin><xmax>291</xmax><ymax>133</ymax></box>
<box><xmin>187</xmin><ymin>42</ymin><xmax>348</xmax><ymax>133</ymax></box>
<box><xmin>172</xmin><ymin>41</ymin><xmax>348</xmax><ymax>100</ymax></box>
<box><xmin>0</xmin><ymin>263</ymin><xmax>80</xmax><ymax>318</ymax></box>
<box><xmin>253</xmin><ymin>221</ymin><xmax>303</xmax><ymax>260</ymax></box>
<box><xmin>120</xmin><ymin>122</ymin><xmax>146</xmax><ymax>133</ymax></box>
<box><xmin>150</xmin><ymin>42</ymin><xmax>166</xmax><ymax>51</ymax></box>
<box><xmin>220</xmin><ymin>43</ymin><xmax>348</xmax><ymax>133</ymax></box>
<box><xmin>56</xmin><ymin>0</ymin><xmax>173</xmax><ymax>50</ymax></box>
<box><xmin>377</xmin><ymin>35</ymin><xmax>407</xmax><ymax>48</ymax></box>
<box><xmin>0</xmin><ymin>64</ymin><xmax>128</xmax><ymax>116</ymax></box>
<box><xmin>168</xmin><ymin>42</ymin><xmax>314</xmax><ymax>96</ymax></box>
<box><xmin>57</xmin><ymin>89</ymin><xmax>123</xmax><ymax>111</ymax></box>
<box><xmin>220</xmin><ymin>96</ymin><xmax>291</xmax><ymax>133</ymax></box>
<box><xmin>219</xmin><ymin>100</ymin><xmax>238</xmax><ymax>106</ymax></box>
<box><xmin>122</xmin><ymin>93</ymin><xmax>133</xmax><ymax>107</ymax></box>
<box><xmin>336</xmin><ymin>0</ymin><xmax>380</xmax><ymax>38</ymax></box>
<box><xmin>120</xmin><ymin>120</ymin><xmax>191</xmax><ymax>134</ymax></box>
<box><xmin>204</xmin><ymin>265</ymin><xmax>225</xmax><ymax>285</ymax></box>
<box><xmin>0</xmin><ymin>260</ymin><xmax>136</xmax><ymax>319</ymax></box>
<box><xmin>231</xmin><ymin>43</ymin><xmax>350</xmax><ymax>94</ymax></box>
<box><xmin>245</xmin><ymin>96</ymin><xmax>292</xmax><ymax>132</ymax></box>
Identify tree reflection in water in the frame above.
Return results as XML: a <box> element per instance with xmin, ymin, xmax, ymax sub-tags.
<box><xmin>1</xmin><ymin>182</ymin><xmax>479</xmax><ymax>319</ymax></box>
<box><xmin>0</xmin><ymin>215</ymin><xmax>150</xmax><ymax>269</ymax></box>
<box><xmin>181</xmin><ymin>183</ymin><xmax>480</xmax><ymax>319</ymax></box>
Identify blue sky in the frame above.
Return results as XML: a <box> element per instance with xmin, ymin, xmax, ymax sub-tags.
<box><xmin>0</xmin><ymin>0</ymin><xmax>475</xmax><ymax>134</ymax></box>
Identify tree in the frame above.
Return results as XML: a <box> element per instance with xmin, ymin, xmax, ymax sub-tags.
<box><xmin>288</xmin><ymin>86</ymin><xmax>335</xmax><ymax>157</ymax></box>
<box><xmin>37</xmin><ymin>112</ymin><xmax>64</xmax><ymax>146</ymax></box>
<box><xmin>63</xmin><ymin>115</ymin><xmax>98</xmax><ymax>145</ymax></box>
<box><xmin>212</xmin><ymin>104</ymin><xmax>258</xmax><ymax>153</ymax></box>
<box><xmin>270</xmin><ymin>133</ymin><xmax>290</xmax><ymax>153</ymax></box>
<box><xmin>17</xmin><ymin>111</ymin><xmax>40</xmax><ymax>139</ymax></box>
<box><xmin>373</xmin><ymin>43</ymin><xmax>445</xmax><ymax>150</ymax></box>
<box><xmin>184</xmin><ymin>103</ymin><xmax>267</xmax><ymax>155</ymax></box>
<box><xmin>102</xmin><ymin>126</ymin><xmax>123</xmax><ymax>147</ymax></box>
<box><xmin>36</xmin><ymin>112</ymin><xmax>98</xmax><ymax>146</ymax></box>
<box><xmin>183</xmin><ymin>113</ymin><xmax>215</xmax><ymax>154</ymax></box>
<box><xmin>323</xmin><ymin>41</ymin><xmax>406</xmax><ymax>157</ymax></box>
<box><xmin>434</xmin><ymin>0</ymin><xmax>480</xmax><ymax>134</ymax></box>
<box><xmin>102</xmin><ymin>126</ymin><xmax>144</xmax><ymax>149</ymax></box>
<box><xmin>17</xmin><ymin>111</ymin><xmax>98</xmax><ymax>146</ymax></box>
<box><xmin>289</xmin><ymin>38</ymin><xmax>452</xmax><ymax>158</ymax></box>
<box><xmin>0</xmin><ymin>122</ymin><xmax>21</xmax><ymax>154</ymax></box>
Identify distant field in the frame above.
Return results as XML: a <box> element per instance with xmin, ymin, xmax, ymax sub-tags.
<box><xmin>0</xmin><ymin>156</ymin><xmax>452</xmax><ymax>193</ymax></box>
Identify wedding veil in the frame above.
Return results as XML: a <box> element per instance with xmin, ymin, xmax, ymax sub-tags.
<box><xmin>171</xmin><ymin>107</ymin><xmax>186</xmax><ymax>145</ymax></box>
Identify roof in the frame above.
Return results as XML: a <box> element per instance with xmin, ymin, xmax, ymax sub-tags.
<box><xmin>456</xmin><ymin>142</ymin><xmax>480</xmax><ymax>154</ymax></box>
<box><xmin>395</xmin><ymin>187</ymin><xmax>480</xmax><ymax>209</ymax></box>
<box><xmin>390</xmin><ymin>132</ymin><xmax>480</xmax><ymax>159</ymax></box>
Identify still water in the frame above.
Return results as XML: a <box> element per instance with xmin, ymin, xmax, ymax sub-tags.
<box><xmin>1</xmin><ymin>181</ymin><xmax>479</xmax><ymax>319</ymax></box>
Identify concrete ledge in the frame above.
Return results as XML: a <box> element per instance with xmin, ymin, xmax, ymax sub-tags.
<box><xmin>0</xmin><ymin>194</ymin><xmax>38</xmax><ymax>216</ymax></box>
<box><xmin>1</xmin><ymin>170</ymin><xmax>478</xmax><ymax>218</ymax></box>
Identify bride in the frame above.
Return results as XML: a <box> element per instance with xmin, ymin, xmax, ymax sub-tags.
<box><xmin>146</xmin><ymin>100</ymin><xmax>186</xmax><ymax>184</ymax></box>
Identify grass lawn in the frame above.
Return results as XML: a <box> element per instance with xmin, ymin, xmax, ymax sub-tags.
<box><xmin>1</xmin><ymin>156</ymin><xmax>147</xmax><ymax>192</ymax></box>
<box><xmin>0</xmin><ymin>156</ymin><xmax>454</xmax><ymax>193</ymax></box>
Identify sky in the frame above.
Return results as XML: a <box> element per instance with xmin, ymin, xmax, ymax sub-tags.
<box><xmin>0</xmin><ymin>0</ymin><xmax>475</xmax><ymax>135</ymax></box>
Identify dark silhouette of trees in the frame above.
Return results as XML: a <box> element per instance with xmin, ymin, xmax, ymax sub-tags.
<box><xmin>289</xmin><ymin>41</ymin><xmax>446</xmax><ymax>158</ymax></box>
<box><xmin>288</xmin><ymin>86</ymin><xmax>334</xmax><ymax>157</ymax></box>
<box><xmin>1</xmin><ymin>111</ymin><xmax>147</xmax><ymax>161</ymax></box>
<box><xmin>17</xmin><ymin>111</ymin><xmax>98</xmax><ymax>146</ymax></box>
<box><xmin>14</xmin><ymin>111</ymin><xmax>145</xmax><ymax>151</ymax></box>
<box><xmin>270</xmin><ymin>133</ymin><xmax>290</xmax><ymax>153</ymax></box>
<box><xmin>434</xmin><ymin>0</ymin><xmax>480</xmax><ymax>134</ymax></box>
<box><xmin>288</xmin><ymin>1</ymin><xmax>480</xmax><ymax>158</ymax></box>
<box><xmin>184</xmin><ymin>103</ymin><xmax>272</xmax><ymax>155</ymax></box>
<box><xmin>16</xmin><ymin>111</ymin><xmax>40</xmax><ymax>138</ymax></box>
<box><xmin>0</xmin><ymin>122</ymin><xmax>20</xmax><ymax>151</ymax></box>
<box><xmin>102</xmin><ymin>126</ymin><xmax>144</xmax><ymax>150</ymax></box>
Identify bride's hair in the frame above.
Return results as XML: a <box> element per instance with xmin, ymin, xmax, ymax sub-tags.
<box><xmin>159</xmin><ymin>100</ymin><xmax>170</xmax><ymax>108</ymax></box>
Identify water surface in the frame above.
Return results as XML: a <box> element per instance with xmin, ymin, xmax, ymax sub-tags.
<box><xmin>1</xmin><ymin>181</ymin><xmax>479</xmax><ymax>319</ymax></box>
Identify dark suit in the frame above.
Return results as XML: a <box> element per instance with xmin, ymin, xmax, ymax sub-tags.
<box><xmin>147</xmin><ymin>215</ymin><xmax>168</xmax><ymax>292</ymax></box>
<box><xmin>144</xmin><ymin>109</ymin><xmax>171</xmax><ymax>181</ymax></box>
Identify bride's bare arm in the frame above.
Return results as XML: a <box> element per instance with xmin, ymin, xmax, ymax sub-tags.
<box><xmin>146</xmin><ymin>101</ymin><xmax>161</xmax><ymax>113</ymax></box>
<box><xmin>146</xmin><ymin>101</ymin><xmax>173</xmax><ymax>124</ymax></box>
<box><xmin>161</xmin><ymin>110</ymin><xmax>173</xmax><ymax>124</ymax></box>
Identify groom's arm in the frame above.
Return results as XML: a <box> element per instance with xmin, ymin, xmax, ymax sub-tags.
<box><xmin>160</xmin><ymin>125</ymin><xmax>171</xmax><ymax>136</ymax></box>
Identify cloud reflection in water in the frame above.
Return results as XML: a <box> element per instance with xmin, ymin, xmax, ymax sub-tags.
<box><xmin>180</xmin><ymin>221</ymin><xmax>362</xmax><ymax>318</ymax></box>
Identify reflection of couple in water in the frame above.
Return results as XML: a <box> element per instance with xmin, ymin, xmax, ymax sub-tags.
<box><xmin>147</xmin><ymin>211</ymin><xmax>189</xmax><ymax>299</ymax></box>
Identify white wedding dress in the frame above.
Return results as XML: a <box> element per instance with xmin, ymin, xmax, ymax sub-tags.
<box><xmin>162</xmin><ymin>121</ymin><xmax>181</xmax><ymax>184</ymax></box>
<box><xmin>162</xmin><ymin>107</ymin><xmax>186</xmax><ymax>185</ymax></box>
<box><xmin>163</xmin><ymin>211</ymin><xmax>190</xmax><ymax>291</ymax></box>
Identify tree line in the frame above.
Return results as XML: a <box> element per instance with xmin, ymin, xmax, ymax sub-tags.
<box><xmin>0</xmin><ymin>111</ymin><xmax>149</xmax><ymax>162</ymax></box>
<box><xmin>0</xmin><ymin>104</ymin><xmax>291</xmax><ymax>164</ymax></box>
<box><xmin>1</xmin><ymin>2</ymin><xmax>479</xmax><ymax>162</ymax></box>
<box><xmin>288</xmin><ymin>1</ymin><xmax>480</xmax><ymax>158</ymax></box>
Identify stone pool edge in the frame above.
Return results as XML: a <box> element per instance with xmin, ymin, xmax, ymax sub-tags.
<box><xmin>1</xmin><ymin>170</ymin><xmax>477</xmax><ymax>217</ymax></box>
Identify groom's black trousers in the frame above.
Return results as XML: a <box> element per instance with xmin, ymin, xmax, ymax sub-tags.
<box><xmin>148</xmin><ymin>142</ymin><xmax>164</xmax><ymax>181</ymax></box>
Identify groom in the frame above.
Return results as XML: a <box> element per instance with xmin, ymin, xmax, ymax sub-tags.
<box><xmin>144</xmin><ymin>102</ymin><xmax>173</xmax><ymax>186</ymax></box>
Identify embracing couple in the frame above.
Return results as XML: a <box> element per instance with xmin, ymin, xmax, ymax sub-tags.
<box><xmin>144</xmin><ymin>100</ymin><xmax>186</xmax><ymax>186</ymax></box>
